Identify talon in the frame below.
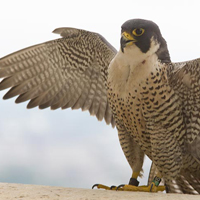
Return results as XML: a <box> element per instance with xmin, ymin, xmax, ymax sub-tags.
<box><xmin>116</xmin><ymin>184</ymin><xmax>125</xmax><ymax>190</ymax></box>
<box><xmin>110</xmin><ymin>185</ymin><xmax>117</xmax><ymax>190</ymax></box>
<box><xmin>92</xmin><ymin>184</ymin><xmax>99</xmax><ymax>189</ymax></box>
<box><xmin>92</xmin><ymin>184</ymin><xmax>111</xmax><ymax>190</ymax></box>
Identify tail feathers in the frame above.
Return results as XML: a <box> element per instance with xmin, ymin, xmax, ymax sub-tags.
<box><xmin>166</xmin><ymin>175</ymin><xmax>198</xmax><ymax>194</ymax></box>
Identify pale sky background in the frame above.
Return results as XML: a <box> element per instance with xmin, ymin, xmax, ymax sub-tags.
<box><xmin>0</xmin><ymin>0</ymin><xmax>200</xmax><ymax>189</ymax></box>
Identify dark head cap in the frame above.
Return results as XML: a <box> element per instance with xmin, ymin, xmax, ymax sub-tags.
<box><xmin>120</xmin><ymin>19</ymin><xmax>171</xmax><ymax>63</ymax></box>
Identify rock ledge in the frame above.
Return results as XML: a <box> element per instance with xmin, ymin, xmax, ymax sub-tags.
<box><xmin>0</xmin><ymin>182</ymin><xmax>199</xmax><ymax>200</ymax></box>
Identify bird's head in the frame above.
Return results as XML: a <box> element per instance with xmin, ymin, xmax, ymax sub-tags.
<box><xmin>120</xmin><ymin>19</ymin><xmax>171</xmax><ymax>63</ymax></box>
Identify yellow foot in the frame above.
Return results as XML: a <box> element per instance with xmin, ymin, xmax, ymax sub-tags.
<box><xmin>117</xmin><ymin>182</ymin><xmax>165</xmax><ymax>192</ymax></box>
<box><xmin>92</xmin><ymin>183</ymin><xmax>165</xmax><ymax>192</ymax></box>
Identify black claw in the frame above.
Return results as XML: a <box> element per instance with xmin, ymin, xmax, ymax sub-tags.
<box><xmin>116</xmin><ymin>184</ymin><xmax>125</xmax><ymax>190</ymax></box>
<box><xmin>110</xmin><ymin>185</ymin><xmax>116</xmax><ymax>190</ymax></box>
<box><xmin>92</xmin><ymin>184</ymin><xmax>99</xmax><ymax>189</ymax></box>
<box><xmin>165</xmin><ymin>183</ymin><xmax>169</xmax><ymax>193</ymax></box>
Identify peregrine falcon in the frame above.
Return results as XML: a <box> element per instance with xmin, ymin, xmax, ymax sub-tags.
<box><xmin>0</xmin><ymin>19</ymin><xmax>200</xmax><ymax>194</ymax></box>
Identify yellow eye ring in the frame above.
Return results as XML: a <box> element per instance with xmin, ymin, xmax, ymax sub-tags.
<box><xmin>132</xmin><ymin>28</ymin><xmax>145</xmax><ymax>36</ymax></box>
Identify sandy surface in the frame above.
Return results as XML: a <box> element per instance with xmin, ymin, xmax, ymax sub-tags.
<box><xmin>0</xmin><ymin>182</ymin><xmax>199</xmax><ymax>200</ymax></box>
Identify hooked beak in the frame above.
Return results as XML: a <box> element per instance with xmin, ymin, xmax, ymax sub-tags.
<box><xmin>120</xmin><ymin>32</ymin><xmax>137</xmax><ymax>53</ymax></box>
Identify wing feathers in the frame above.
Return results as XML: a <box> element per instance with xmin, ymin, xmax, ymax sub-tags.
<box><xmin>166</xmin><ymin>59</ymin><xmax>200</xmax><ymax>193</ymax></box>
<box><xmin>168</xmin><ymin>59</ymin><xmax>200</xmax><ymax>157</ymax></box>
<box><xmin>0</xmin><ymin>28</ymin><xmax>116</xmax><ymax>126</ymax></box>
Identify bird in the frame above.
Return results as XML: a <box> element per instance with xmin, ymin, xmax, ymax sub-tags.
<box><xmin>0</xmin><ymin>18</ymin><xmax>200</xmax><ymax>194</ymax></box>
<box><xmin>107</xmin><ymin>19</ymin><xmax>200</xmax><ymax>194</ymax></box>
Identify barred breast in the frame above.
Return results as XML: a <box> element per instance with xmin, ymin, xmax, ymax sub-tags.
<box><xmin>107</xmin><ymin>53</ymin><xmax>186</xmax><ymax>182</ymax></box>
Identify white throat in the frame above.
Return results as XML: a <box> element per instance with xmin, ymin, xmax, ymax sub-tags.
<box><xmin>117</xmin><ymin>37</ymin><xmax>160</xmax><ymax>67</ymax></box>
<box><xmin>108</xmin><ymin>38</ymin><xmax>161</xmax><ymax>94</ymax></box>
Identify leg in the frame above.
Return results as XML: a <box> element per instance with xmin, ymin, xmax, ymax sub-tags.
<box><xmin>118</xmin><ymin>127</ymin><xmax>145</xmax><ymax>183</ymax></box>
<box><xmin>117</xmin><ymin>170</ymin><xmax>165</xmax><ymax>192</ymax></box>
<box><xmin>92</xmin><ymin>126</ymin><xmax>165</xmax><ymax>192</ymax></box>
<box><xmin>93</xmin><ymin>126</ymin><xmax>145</xmax><ymax>190</ymax></box>
<box><xmin>118</xmin><ymin>130</ymin><xmax>165</xmax><ymax>192</ymax></box>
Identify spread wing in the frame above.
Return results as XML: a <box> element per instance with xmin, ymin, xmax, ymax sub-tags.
<box><xmin>167</xmin><ymin>58</ymin><xmax>200</xmax><ymax>194</ymax></box>
<box><xmin>168</xmin><ymin>58</ymin><xmax>200</xmax><ymax>162</ymax></box>
<box><xmin>0</xmin><ymin>28</ymin><xmax>117</xmax><ymax>127</ymax></box>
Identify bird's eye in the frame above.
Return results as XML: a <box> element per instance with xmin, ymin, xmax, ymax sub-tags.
<box><xmin>132</xmin><ymin>28</ymin><xmax>145</xmax><ymax>36</ymax></box>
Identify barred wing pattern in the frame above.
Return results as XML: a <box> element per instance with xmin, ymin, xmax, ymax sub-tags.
<box><xmin>168</xmin><ymin>59</ymin><xmax>200</xmax><ymax>162</ymax></box>
<box><xmin>166</xmin><ymin>59</ymin><xmax>200</xmax><ymax>194</ymax></box>
<box><xmin>147</xmin><ymin>60</ymin><xmax>200</xmax><ymax>194</ymax></box>
<box><xmin>0</xmin><ymin>28</ymin><xmax>116</xmax><ymax>127</ymax></box>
